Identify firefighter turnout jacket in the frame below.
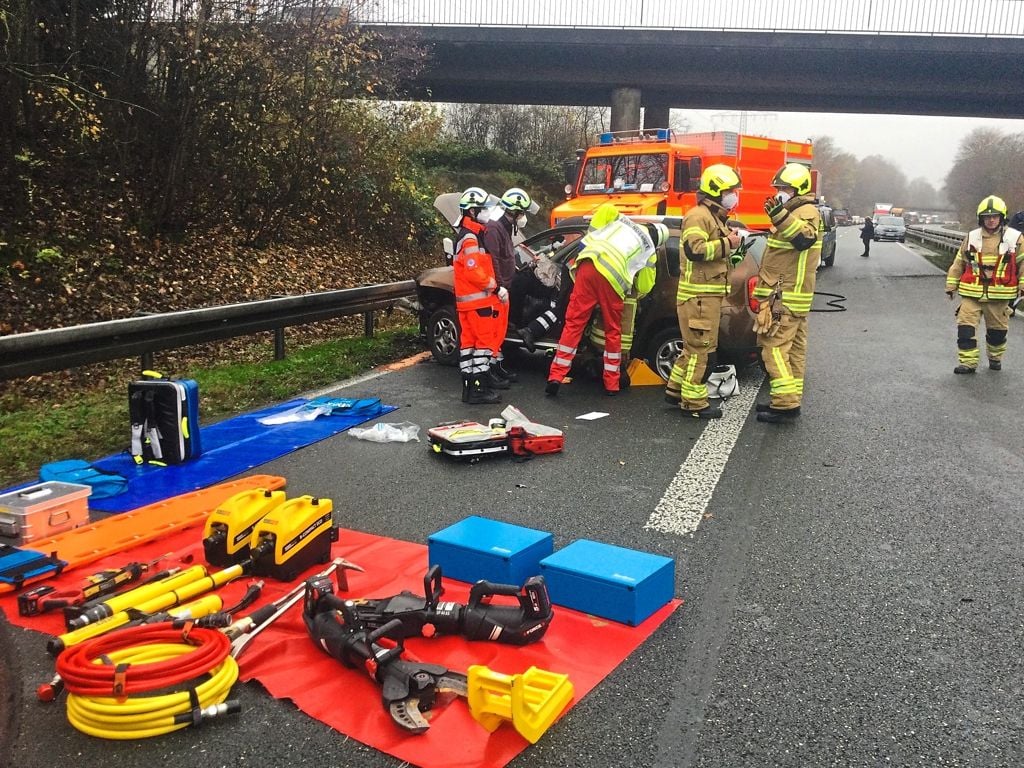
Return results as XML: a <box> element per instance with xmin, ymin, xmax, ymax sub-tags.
<box><xmin>754</xmin><ymin>194</ymin><xmax>821</xmax><ymax>315</ymax></box>
<box><xmin>677</xmin><ymin>198</ymin><xmax>735</xmax><ymax>301</ymax></box>
<box><xmin>946</xmin><ymin>226</ymin><xmax>1024</xmax><ymax>301</ymax></box>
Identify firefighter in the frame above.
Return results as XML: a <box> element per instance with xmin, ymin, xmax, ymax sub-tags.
<box><xmin>945</xmin><ymin>195</ymin><xmax>1024</xmax><ymax>373</ymax></box>
<box><xmin>453</xmin><ymin>187</ymin><xmax>504</xmax><ymax>405</ymax></box>
<box><xmin>481</xmin><ymin>187</ymin><xmax>533</xmax><ymax>385</ymax></box>
<box><xmin>545</xmin><ymin>203</ymin><xmax>664</xmax><ymax>396</ymax></box>
<box><xmin>753</xmin><ymin>163</ymin><xmax>822</xmax><ymax>423</ymax></box>
<box><xmin>664</xmin><ymin>163</ymin><xmax>744</xmax><ymax>419</ymax></box>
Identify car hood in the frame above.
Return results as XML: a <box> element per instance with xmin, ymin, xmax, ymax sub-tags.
<box><xmin>417</xmin><ymin>265</ymin><xmax>454</xmax><ymax>290</ymax></box>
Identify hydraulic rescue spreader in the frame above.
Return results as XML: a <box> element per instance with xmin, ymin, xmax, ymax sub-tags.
<box><xmin>302</xmin><ymin>570</ymin><xmax>573</xmax><ymax>740</ymax></box>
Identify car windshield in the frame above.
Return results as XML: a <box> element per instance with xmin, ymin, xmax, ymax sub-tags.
<box><xmin>579</xmin><ymin>153</ymin><xmax>668</xmax><ymax>194</ymax></box>
<box><xmin>878</xmin><ymin>216</ymin><xmax>905</xmax><ymax>226</ymax></box>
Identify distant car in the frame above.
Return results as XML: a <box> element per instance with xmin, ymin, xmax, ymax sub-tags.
<box><xmin>413</xmin><ymin>216</ymin><xmax>768</xmax><ymax>380</ymax></box>
<box><xmin>874</xmin><ymin>215</ymin><xmax>907</xmax><ymax>242</ymax></box>
<box><xmin>818</xmin><ymin>205</ymin><xmax>837</xmax><ymax>268</ymax></box>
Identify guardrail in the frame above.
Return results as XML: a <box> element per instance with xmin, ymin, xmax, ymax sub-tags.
<box><xmin>905</xmin><ymin>225</ymin><xmax>965</xmax><ymax>253</ymax></box>
<box><xmin>0</xmin><ymin>281</ymin><xmax>418</xmax><ymax>382</ymax></box>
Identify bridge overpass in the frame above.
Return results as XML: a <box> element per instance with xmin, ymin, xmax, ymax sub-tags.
<box><xmin>362</xmin><ymin>1</ymin><xmax>1024</xmax><ymax>130</ymax></box>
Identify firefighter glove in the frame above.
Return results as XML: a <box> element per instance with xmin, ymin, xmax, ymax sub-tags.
<box><xmin>497</xmin><ymin>286</ymin><xmax>509</xmax><ymax>305</ymax></box>
<box><xmin>729</xmin><ymin>248</ymin><xmax>745</xmax><ymax>267</ymax></box>
<box><xmin>764</xmin><ymin>196</ymin><xmax>786</xmax><ymax>221</ymax></box>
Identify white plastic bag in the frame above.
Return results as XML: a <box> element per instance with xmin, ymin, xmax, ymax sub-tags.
<box><xmin>258</xmin><ymin>403</ymin><xmax>333</xmax><ymax>425</ymax></box>
<box><xmin>348</xmin><ymin>422</ymin><xmax>421</xmax><ymax>443</ymax></box>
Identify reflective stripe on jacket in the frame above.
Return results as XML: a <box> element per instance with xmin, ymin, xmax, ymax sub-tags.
<box><xmin>754</xmin><ymin>196</ymin><xmax>821</xmax><ymax>316</ymax></box>
<box><xmin>677</xmin><ymin>199</ymin><xmax>733</xmax><ymax>301</ymax></box>
<box><xmin>946</xmin><ymin>226</ymin><xmax>1023</xmax><ymax>301</ymax></box>
<box><xmin>454</xmin><ymin>217</ymin><xmax>498</xmax><ymax>310</ymax></box>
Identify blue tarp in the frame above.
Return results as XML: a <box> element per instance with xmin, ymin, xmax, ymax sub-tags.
<box><xmin>84</xmin><ymin>397</ymin><xmax>395</xmax><ymax>513</ymax></box>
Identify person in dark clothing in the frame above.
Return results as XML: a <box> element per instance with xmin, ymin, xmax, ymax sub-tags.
<box><xmin>481</xmin><ymin>187</ymin><xmax>533</xmax><ymax>382</ymax></box>
<box><xmin>860</xmin><ymin>217</ymin><xmax>875</xmax><ymax>257</ymax></box>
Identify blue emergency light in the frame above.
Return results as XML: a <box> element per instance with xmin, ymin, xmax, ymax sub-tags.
<box><xmin>599</xmin><ymin>133</ymin><xmax>613</xmax><ymax>145</ymax></box>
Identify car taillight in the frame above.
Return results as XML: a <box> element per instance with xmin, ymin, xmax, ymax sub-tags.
<box><xmin>747</xmin><ymin>276</ymin><xmax>760</xmax><ymax>313</ymax></box>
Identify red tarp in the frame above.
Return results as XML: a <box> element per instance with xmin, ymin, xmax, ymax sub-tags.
<box><xmin>1</xmin><ymin>526</ymin><xmax>679</xmax><ymax>768</ymax></box>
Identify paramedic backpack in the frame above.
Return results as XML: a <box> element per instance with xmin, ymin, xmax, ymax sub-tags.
<box><xmin>128</xmin><ymin>371</ymin><xmax>202</xmax><ymax>465</ymax></box>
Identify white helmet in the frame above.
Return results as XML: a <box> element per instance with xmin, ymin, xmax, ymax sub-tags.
<box><xmin>706</xmin><ymin>364</ymin><xmax>739</xmax><ymax>399</ymax></box>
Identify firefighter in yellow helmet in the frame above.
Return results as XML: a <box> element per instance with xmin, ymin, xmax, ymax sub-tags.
<box><xmin>945</xmin><ymin>195</ymin><xmax>1024</xmax><ymax>373</ymax></box>
<box><xmin>752</xmin><ymin>163</ymin><xmax>821</xmax><ymax>423</ymax></box>
<box><xmin>664</xmin><ymin>163</ymin><xmax>744</xmax><ymax>419</ymax></box>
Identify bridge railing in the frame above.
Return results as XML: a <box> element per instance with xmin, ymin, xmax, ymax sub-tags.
<box><xmin>0</xmin><ymin>281</ymin><xmax>417</xmax><ymax>382</ymax></box>
<box><xmin>360</xmin><ymin>0</ymin><xmax>1024</xmax><ymax>37</ymax></box>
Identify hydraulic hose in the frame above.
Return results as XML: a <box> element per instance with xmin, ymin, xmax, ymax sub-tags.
<box><xmin>812</xmin><ymin>290</ymin><xmax>848</xmax><ymax>312</ymax></box>
<box><xmin>55</xmin><ymin>623</ymin><xmax>239</xmax><ymax>739</ymax></box>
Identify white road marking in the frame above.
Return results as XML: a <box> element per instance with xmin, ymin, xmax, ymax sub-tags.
<box><xmin>645</xmin><ymin>370</ymin><xmax>764</xmax><ymax>536</ymax></box>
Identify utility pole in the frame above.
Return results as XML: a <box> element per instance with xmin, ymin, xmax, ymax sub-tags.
<box><xmin>711</xmin><ymin>111</ymin><xmax>778</xmax><ymax>133</ymax></box>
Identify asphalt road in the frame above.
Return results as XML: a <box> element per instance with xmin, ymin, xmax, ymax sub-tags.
<box><xmin>4</xmin><ymin>228</ymin><xmax>1023</xmax><ymax>767</ymax></box>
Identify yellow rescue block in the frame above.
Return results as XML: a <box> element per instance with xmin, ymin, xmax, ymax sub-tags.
<box><xmin>626</xmin><ymin>358</ymin><xmax>664</xmax><ymax>386</ymax></box>
<box><xmin>466</xmin><ymin>665</ymin><xmax>574</xmax><ymax>744</ymax></box>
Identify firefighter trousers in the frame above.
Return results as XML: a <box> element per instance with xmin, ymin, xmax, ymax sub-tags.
<box><xmin>666</xmin><ymin>295</ymin><xmax>723</xmax><ymax>412</ymax></box>
<box><xmin>758</xmin><ymin>311</ymin><xmax>809</xmax><ymax>411</ymax></box>
<box><xmin>548</xmin><ymin>261</ymin><xmax>624</xmax><ymax>392</ymax></box>
<box><xmin>955</xmin><ymin>297</ymin><xmax>1011</xmax><ymax>369</ymax></box>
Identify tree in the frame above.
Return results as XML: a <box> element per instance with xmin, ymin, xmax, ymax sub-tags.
<box><xmin>808</xmin><ymin>136</ymin><xmax>857</xmax><ymax>209</ymax></box>
<box><xmin>944</xmin><ymin>128</ymin><xmax>1024</xmax><ymax>225</ymax></box>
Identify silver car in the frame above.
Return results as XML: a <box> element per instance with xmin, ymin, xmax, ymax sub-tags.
<box><xmin>873</xmin><ymin>215</ymin><xmax>907</xmax><ymax>242</ymax></box>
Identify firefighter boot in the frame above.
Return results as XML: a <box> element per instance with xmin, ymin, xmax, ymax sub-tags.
<box><xmin>461</xmin><ymin>375</ymin><xmax>470</xmax><ymax>403</ymax></box>
<box><xmin>467</xmin><ymin>375</ymin><xmax>501</xmax><ymax>405</ymax></box>
<box><xmin>518</xmin><ymin>327</ymin><xmax>537</xmax><ymax>353</ymax></box>
<box><xmin>757</xmin><ymin>406</ymin><xmax>801</xmax><ymax>423</ymax></box>
<box><xmin>486</xmin><ymin>365</ymin><xmax>512</xmax><ymax>390</ymax></box>
<box><xmin>496</xmin><ymin>359</ymin><xmax>519</xmax><ymax>383</ymax></box>
<box><xmin>683</xmin><ymin>404</ymin><xmax>722</xmax><ymax>420</ymax></box>
<box><xmin>953</xmin><ymin>365</ymin><xmax>976</xmax><ymax>375</ymax></box>
<box><xmin>989</xmin><ymin>359</ymin><xmax>1002</xmax><ymax>371</ymax></box>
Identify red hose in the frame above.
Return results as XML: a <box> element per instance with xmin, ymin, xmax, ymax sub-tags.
<box><xmin>56</xmin><ymin>623</ymin><xmax>231</xmax><ymax>697</ymax></box>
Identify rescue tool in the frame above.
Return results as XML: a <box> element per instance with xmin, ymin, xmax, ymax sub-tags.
<box><xmin>17</xmin><ymin>556</ymin><xmax>165</xmax><ymax>618</ymax></box>
<box><xmin>345</xmin><ymin>565</ymin><xmax>553</xmax><ymax>645</ymax></box>
<box><xmin>302</xmin><ymin>574</ymin><xmax>573</xmax><ymax>740</ymax></box>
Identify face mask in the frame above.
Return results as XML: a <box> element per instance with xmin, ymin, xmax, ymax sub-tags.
<box><xmin>774</xmin><ymin>190</ymin><xmax>792</xmax><ymax>204</ymax></box>
<box><xmin>515</xmin><ymin>214</ymin><xmax>528</xmax><ymax>228</ymax></box>
<box><xmin>720</xmin><ymin>191</ymin><xmax>739</xmax><ymax>211</ymax></box>
<box><xmin>475</xmin><ymin>208</ymin><xmax>490</xmax><ymax>223</ymax></box>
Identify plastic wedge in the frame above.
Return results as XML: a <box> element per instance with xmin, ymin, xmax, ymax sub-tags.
<box><xmin>466</xmin><ymin>665</ymin><xmax>574</xmax><ymax>744</ymax></box>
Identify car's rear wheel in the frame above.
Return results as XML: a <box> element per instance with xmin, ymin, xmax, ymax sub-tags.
<box><xmin>427</xmin><ymin>306</ymin><xmax>460</xmax><ymax>366</ymax></box>
<box><xmin>644</xmin><ymin>327</ymin><xmax>683</xmax><ymax>382</ymax></box>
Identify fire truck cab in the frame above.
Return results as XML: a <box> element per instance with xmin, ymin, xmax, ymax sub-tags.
<box><xmin>552</xmin><ymin>130</ymin><xmax>815</xmax><ymax>232</ymax></box>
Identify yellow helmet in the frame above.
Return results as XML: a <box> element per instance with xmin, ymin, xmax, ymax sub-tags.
<box><xmin>977</xmin><ymin>195</ymin><xmax>1007</xmax><ymax>223</ymax></box>
<box><xmin>590</xmin><ymin>202</ymin><xmax>621</xmax><ymax>230</ymax></box>
<box><xmin>771</xmin><ymin>163</ymin><xmax>813</xmax><ymax>196</ymax></box>
<box><xmin>699</xmin><ymin>164</ymin><xmax>742</xmax><ymax>198</ymax></box>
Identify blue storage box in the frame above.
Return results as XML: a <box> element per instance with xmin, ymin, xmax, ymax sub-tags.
<box><xmin>540</xmin><ymin>540</ymin><xmax>675</xmax><ymax>626</ymax></box>
<box><xmin>428</xmin><ymin>516</ymin><xmax>554</xmax><ymax>585</ymax></box>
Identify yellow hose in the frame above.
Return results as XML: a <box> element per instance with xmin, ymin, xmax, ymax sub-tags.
<box><xmin>63</xmin><ymin>638</ymin><xmax>239</xmax><ymax>739</ymax></box>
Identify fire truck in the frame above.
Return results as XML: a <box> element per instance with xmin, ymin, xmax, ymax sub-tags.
<box><xmin>551</xmin><ymin>130</ymin><xmax>815</xmax><ymax>231</ymax></box>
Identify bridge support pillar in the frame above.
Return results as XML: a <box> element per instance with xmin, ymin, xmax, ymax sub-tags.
<box><xmin>643</xmin><ymin>105</ymin><xmax>671</xmax><ymax>132</ymax></box>
<box><xmin>610</xmin><ymin>87</ymin><xmax>641</xmax><ymax>134</ymax></box>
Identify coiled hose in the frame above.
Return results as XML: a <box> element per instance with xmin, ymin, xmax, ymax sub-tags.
<box><xmin>55</xmin><ymin>623</ymin><xmax>239</xmax><ymax>739</ymax></box>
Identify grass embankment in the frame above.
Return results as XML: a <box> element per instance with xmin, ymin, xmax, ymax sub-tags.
<box><xmin>0</xmin><ymin>326</ymin><xmax>424</xmax><ymax>487</ymax></box>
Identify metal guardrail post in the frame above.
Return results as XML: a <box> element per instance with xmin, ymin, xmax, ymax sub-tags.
<box><xmin>364</xmin><ymin>311</ymin><xmax>375</xmax><ymax>338</ymax></box>
<box><xmin>274</xmin><ymin>329</ymin><xmax>286</xmax><ymax>360</ymax></box>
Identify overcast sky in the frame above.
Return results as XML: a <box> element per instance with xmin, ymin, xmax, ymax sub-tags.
<box><xmin>672</xmin><ymin>109</ymin><xmax>1024</xmax><ymax>192</ymax></box>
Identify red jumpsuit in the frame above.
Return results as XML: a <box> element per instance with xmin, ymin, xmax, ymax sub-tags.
<box><xmin>453</xmin><ymin>216</ymin><xmax>501</xmax><ymax>376</ymax></box>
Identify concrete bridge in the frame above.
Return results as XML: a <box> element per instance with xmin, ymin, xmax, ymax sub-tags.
<box><xmin>361</xmin><ymin>1</ymin><xmax>1024</xmax><ymax>130</ymax></box>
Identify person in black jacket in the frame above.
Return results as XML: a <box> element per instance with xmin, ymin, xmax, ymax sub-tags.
<box><xmin>860</xmin><ymin>217</ymin><xmax>875</xmax><ymax>257</ymax></box>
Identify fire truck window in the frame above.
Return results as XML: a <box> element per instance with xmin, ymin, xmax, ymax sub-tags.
<box><xmin>580</xmin><ymin>154</ymin><xmax>668</xmax><ymax>195</ymax></box>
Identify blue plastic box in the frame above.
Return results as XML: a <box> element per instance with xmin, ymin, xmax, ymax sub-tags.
<box><xmin>540</xmin><ymin>540</ymin><xmax>675</xmax><ymax>626</ymax></box>
<box><xmin>428</xmin><ymin>516</ymin><xmax>554</xmax><ymax>585</ymax></box>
